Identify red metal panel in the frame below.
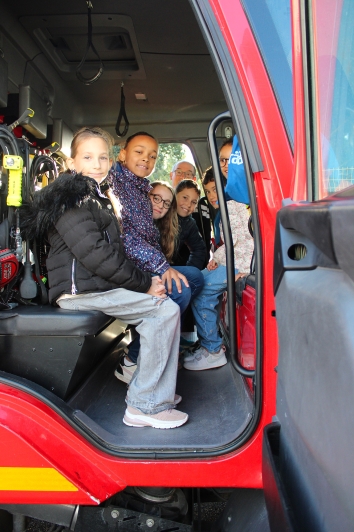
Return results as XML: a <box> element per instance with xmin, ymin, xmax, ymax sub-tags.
<box><xmin>0</xmin><ymin>384</ymin><xmax>263</xmax><ymax>503</ymax></box>
<box><xmin>0</xmin><ymin>0</ymin><xmax>310</xmax><ymax>500</ymax></box>
<box><xmin>237</xmin><ymin>285</ymin><xmax>256</xmax><ymax>392</ymax></box>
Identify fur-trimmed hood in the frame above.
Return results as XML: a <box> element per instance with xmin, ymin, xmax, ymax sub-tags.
<box><xmin>20</xmin><ymin>173</ymin><xmax>98</xmax><ymax>240</ymax></box>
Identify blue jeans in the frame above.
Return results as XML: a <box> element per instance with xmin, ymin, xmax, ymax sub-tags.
<box><xmin>128</xmin><ymin>266</ymin><xmax>204</xmax><ymax>364</ymax></box>
<box><xmin>173</xmin><ymin>266</ymin><xmax>204</xmax><ymax>300</ymax></box>
<box><xmin>191</xmin><ymin>265</ymin><xmax>237</xmax><ymax>353</ymax></box>
<box><xmin>58</xmin><ymin>289</ymin><xmax>180</xmax><ymax>415</ymax></box>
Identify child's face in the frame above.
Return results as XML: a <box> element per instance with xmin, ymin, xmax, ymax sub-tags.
<box><xmin>67</xmin><ymin>137</ymin><xmax>112</xmax><ymax>183</ymax></box>
<box><xmin>176</xmin><ymin>188</ymin><xmax>199</xmax><ymax>217</ymax></box>
<box><xmin>219</xmin><ymin>143</ymin><xmax>232</xmax><ymax>178</ymax></box>
<box><xmin>120</xmin><ymin>135</ymin><xmax>158</xmax><ymax>178</ymax></box>
<box><xmin>150</xmin><ymin>184</ymin><xmax>173</xmax><ymax>220</ymax></box>
<box><xmin>204</xmin><ymin>181</ymin><xmax>219</xmax><ymax>209</ymax></box>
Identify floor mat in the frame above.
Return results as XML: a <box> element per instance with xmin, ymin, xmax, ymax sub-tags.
<box><xmin>68</xmin><ymin>347</ymin><xmax>253</xmax><ymax>452</ymax></box>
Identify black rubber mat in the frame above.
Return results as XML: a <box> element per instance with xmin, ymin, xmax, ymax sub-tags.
<box><xmin>68</xmin><ymin>347</ymin><xmax>253</xmax><ymax>451</ymax></box>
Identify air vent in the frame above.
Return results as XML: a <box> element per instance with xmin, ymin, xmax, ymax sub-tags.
<box><xmin>19</xmin><ymin>14</ymin><xmax>146</xmax><ymax>81</ymax></box>
<box><xmin>104</xmin><ymin>34</ymin><xmax>132</xmax><ymax>51</ymax></box>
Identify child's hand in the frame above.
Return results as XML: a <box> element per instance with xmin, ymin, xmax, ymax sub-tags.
<box><xmin>207</xmin><ymin>259</ymin><xmax>218</xmax><ymax>271</ymax></box>
<box><xmin>162</xmin><ymin>267</ymin><xmax>189</xmax><ymax>294</ymax></box>
<box><xmin>147</xmin><ymin>276</ymin><xmax>167</xmax><ymax>298</ymax></box>
<box><xmin>235</xmin><ymin>272</ymin><xmax>247</xmax><ymax>282</ymax></box>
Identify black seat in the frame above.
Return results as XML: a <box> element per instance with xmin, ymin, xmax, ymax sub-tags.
<box><xmin>0</xmin><ymin>306</ymin><xmax>127</xmax><ymax>399</ymax></box>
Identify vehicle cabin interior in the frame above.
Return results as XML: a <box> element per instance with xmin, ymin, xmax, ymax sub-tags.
<box><xmin>0</xmin><ymin>0</ymin><xmax>257</xmax><ymax>456</ymax></box>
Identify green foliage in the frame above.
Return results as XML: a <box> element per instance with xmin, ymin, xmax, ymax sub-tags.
<box><xmin>111</xmin><ymin>145</ymin><xmax>121</xmax><ymax>161</ymax></box>
<box><xmin>112</xmin><ymin>143</ymin><xmax>188</xmax><ymax>182</ymax></box>
<box><xmin>151</xmin><ymin>143</ymin><xmax>186</xmax><ymax>182</ymax></box>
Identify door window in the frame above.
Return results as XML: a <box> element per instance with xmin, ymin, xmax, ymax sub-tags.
<box><xmin>314</xmin><ymin>0</ymin><xmax>354</xmax><ymax>197</ymax></box>
<box><xmin>242</xmin><ymin>0</ymin><xmax>293</xmax><ymax>144</ymax></box>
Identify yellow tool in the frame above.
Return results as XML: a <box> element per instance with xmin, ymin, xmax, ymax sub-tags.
<box><xmin>4</xmin><ymin>155</ymin><xmax>23</xmax><ymax>207</ymax></box>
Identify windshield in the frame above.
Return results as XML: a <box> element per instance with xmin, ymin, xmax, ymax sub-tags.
<box><xmin>314</xmin><ymin>0</ymin><xmax>354</xmax><ymax>197</ymax></box>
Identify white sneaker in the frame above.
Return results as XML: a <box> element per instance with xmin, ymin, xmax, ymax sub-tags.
<box><xmin>123</xmin><ymin>406</ymin><xmax>188</xmax><ymax>429</ymax></box>
<box><xmin>183</xmin><ymin>345</ymin><xmax>203</xmax><ymax>363</ymax></box>
<box><xmin>183</xmin><ymin>346</ymin><xmax>227</xmax><ymax>371</ymax></box>
<box><xmin>174</xmin><ymin>394</ymin><xmax>182</xmax><ymax>405</ymax></box>
<box><xmin>114</xmin><ymin>355</ymin><xmax>137</xmax><ymax>384</ymax></box>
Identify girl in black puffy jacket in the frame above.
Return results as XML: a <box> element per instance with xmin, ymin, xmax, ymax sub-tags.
<box><xmin>20</xmin><ymin>127</ymin><xmax>188</xmax><ymax>430</ymax></box>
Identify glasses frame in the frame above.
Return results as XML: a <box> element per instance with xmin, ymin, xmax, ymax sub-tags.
<box><xmin>174</xmin><ymin>169</ymin><xmax>194</xmax><ymax>179</ymax></box>
<box><xmin>150</xmin><ymin>193</ymin><xmax>172</xmax><ymax>210</ymax></box>
<box><xmin>219</xmin><ymin>157</ymin><xmax>229</xmax><ymax>167</ymax></box>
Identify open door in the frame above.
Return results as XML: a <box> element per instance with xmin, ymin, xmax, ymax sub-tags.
<box><xmin>263</xmin><ymin>0</ymin><xmax>354</xmax><ymax>530</ymax></box>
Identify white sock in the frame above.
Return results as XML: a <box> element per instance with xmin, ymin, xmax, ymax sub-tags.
<box><xmin>124</xmin><ymin>357</ymin><xmax>136</xmax><ymax>367</ymax></box>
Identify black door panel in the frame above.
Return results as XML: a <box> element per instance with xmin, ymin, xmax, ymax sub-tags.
<box><xmin>265</xmin><ymin>193</ymin><xmax>354</xmax><ymax>531</ymax></box>
<box><xmin>273</xmin><ymin>188</ymin><xmax>354</xmax><ymax>293</ymax></box>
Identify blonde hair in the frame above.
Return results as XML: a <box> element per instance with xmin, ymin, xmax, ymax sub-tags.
<box><xmin>70</xmin><ymin>127</ymin><xmax>114</xmax><ymax>158</ymax></box>
<box><xmin>69</xmin><ymin>127</ymin><xmax>121</xmax><ymax>218</ymax></box>
<box><xmin>151</xmin><ymin>181</ymin><xmax>178</xmax><ymax>261</ymax></box>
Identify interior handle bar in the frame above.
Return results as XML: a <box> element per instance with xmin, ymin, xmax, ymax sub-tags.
<box><xmin>207</xmin><ymin>111</ymin><xmax>255</xmax><ymax>378</ymax></box>
<box><xmin>115</xmin><ymin>82</ymin><xmax>130</xmax><ymax>138</ymax></box>
<box><xmin>76</xmin><ymin>1</ymin><xmax>104</xmax><ymax>85</ymax></box>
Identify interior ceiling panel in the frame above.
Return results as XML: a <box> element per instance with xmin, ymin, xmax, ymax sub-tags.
<box><xmin>2</xmin><ymin>0</ymin><xmax>227</xmax><ymax>139</ymax></box>
<box><xmin>13</xmin><ymin>0</ymin><xmax>210</xmax><ymax>55</ymax></box>
<box><xmin>20</xmin><ymin>14</ymin><xmax>146</xmax><ymax>79</ymax></box>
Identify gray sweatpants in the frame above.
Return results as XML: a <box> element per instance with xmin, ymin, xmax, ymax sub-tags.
<box><xmin>58</xmin><ymin>289</ymin><xmax>180</xmax><ymax>414</ymax></box>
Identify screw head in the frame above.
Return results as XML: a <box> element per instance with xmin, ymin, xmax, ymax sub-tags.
<box><xmin>111</xmin><ymin>510</ymin><xmax>119</xmax><ymax>519</ymax></box>
<box><xmin>146</xmin><ymin>519</ymin><xmax>155</xmax><ymax>527</ymax></box>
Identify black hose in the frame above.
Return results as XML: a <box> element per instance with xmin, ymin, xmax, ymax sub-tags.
<box><xmin>30</xmin><ymin>154</ymin><xmax>59</xmax><ymax>199</ymax></box>
<box><xmin>0</xmin><ymin>125</ymin><xmax>20</xmax><ymax>156</ymax></box>
<box><xmin>30</xmin><ymin>154</ymin><xmax>58</xmax><ymax>180</ymax></box>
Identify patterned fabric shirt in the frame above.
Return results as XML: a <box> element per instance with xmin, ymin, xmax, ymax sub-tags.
<box><xmin>108</xmin><ymin>163</ymin><xmax>169</xmax><ymax>274</ymax></box>
<box><xmin>213</xmin><ymin>200</ymin><xmax>253</xmax><ymax>273</ymax></box>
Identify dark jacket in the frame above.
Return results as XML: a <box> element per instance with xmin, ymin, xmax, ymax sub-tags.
<box><xmin>20</xmin><ymin>173</ymin><xmax>151</xmax><ymax>304</ymax></box>
<box><xmin>172</xmin><ymin>214</ymin><xmax>208</xmax><ymax>270</ymax></box>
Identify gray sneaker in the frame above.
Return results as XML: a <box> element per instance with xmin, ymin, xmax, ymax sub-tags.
<box><xmin>123</xmin><ymin>406</ymin><xmax>188</xmax><ymax>429</ymax></box>
<box><xmin>183</xmin><ymin>345</ymin><xmax>203</xmax><ymax>363</ymax></box>
<box><xmin>183</xmin><ymin>346</ymin><xmax>227</xmax><ymax>371</ymax></box>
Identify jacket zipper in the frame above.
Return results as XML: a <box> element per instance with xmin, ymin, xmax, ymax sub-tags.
<box><xmin>71</xmin><ymin>258</ymin><xmax>78</xmax><ymax>295</ymax></box>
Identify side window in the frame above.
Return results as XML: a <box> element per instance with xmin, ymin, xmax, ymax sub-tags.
<box><xmin>314</xmin><ymin>0</ymin><xmax>354</xmax><ymax>197</ymax></box>
<box><xmin>151</xmin><ymin>143</ymin><xmax>196</xmax><ymax>182</ymax></box>
<box><xmin>242</xmin><ymin>0</ymin><xmax>293</xmax><ymax>144</ymax></box>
